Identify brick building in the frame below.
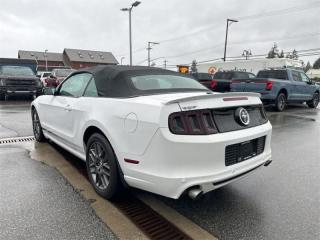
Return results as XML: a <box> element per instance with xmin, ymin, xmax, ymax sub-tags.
<box><xmin>18</xmin><ymin>50</ymin><xmax>64</xmax><ymax>71</ymax></box>
<box><xmin>63</xmin><ymin>48</ymin><xmax>118</xmax><ymax>69</ymax></box>
<box><xmin>18</xmin><ymin>48</ymin><xmax>118</xmax><ymax>71</ymax></box>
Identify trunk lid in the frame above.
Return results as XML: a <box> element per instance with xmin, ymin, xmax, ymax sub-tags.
<box><xmin>231</xmin><ymin>78</ymin><xmax>270</xmax><ymax>93</ymax></box>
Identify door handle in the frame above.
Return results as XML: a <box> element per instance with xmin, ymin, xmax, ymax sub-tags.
<box><xmin>64</xmin><ymin>104</ymin><xmax>72</xmax><ymax>112</ymax></box>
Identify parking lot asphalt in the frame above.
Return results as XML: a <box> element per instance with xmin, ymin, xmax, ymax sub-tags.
<box><xmin>0</xmin><ymin>146</ymin><xmax>117</xmax><ymax>240</ymax></box>
<box><xmin>0</xmin><ymin>100</ymin><xmax>319</xmax><ymax>240</ymax></box>
<box><xmin>159</xmin><ymin>104</ymin><xmax>320</xmax><ymax>240</ymax></box>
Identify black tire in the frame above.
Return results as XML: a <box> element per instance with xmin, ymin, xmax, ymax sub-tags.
<box><xmin>86</xmin><ymin>133</ymin><xmax>123</xmax><ymax>200</ymax></box>
<box><xmin>274</xmin><ymin>92</ymin><xmax>286</xmax><ymax>112</ymax></box>
<box><xmin>31</xmin><ymin>108</ymin><xmax>46</xmax><ymax>142</ymax></box>
<box><xmin>0</xmin><ymin>93</ymin><xmax>4</xmax><ymax>101</ymax></box>
<box><xmin>307</xmin><ymin>92</ymin><xmax>319</xmax><ymax>108</ymax></box>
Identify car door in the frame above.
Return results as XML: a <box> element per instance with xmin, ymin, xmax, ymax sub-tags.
<box><xmin>44</xmin><ymin>73</ymin><xmax>92</xmax><ymax>144</ymax></box>
<box><xmin>299</xmin><ymin>71</ymin><xmax>315</xmax><ymax>100</ymax></box>
<box><xmin>290</xmin><ymin>70</ymin><xmax>305</xmax><ymax>100</ymax></box>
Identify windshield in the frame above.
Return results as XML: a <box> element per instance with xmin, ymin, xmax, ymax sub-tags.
<box><xmin>0</xmin><ymin>66</ymin><xmax>35</xmax><ymax>76</ymax></box>
<box><xmin>54</xmin><ymin>69</ymin><xmax>73</xmax><ymax>77</ymax></box>
<box><xmin>257</xmin><ymin>70</ymin><xmax>288</xmax><ymax>80</ymax></box>
<box><xmin>131</xmin><ymin>74</ymin><xmax>208</xmax><ymax>91</ymax></box>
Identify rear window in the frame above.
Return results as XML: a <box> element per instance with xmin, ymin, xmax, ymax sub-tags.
<box><xmin>192</xmin><ymin>73</ymin><xmax>212</xmax><ymax>81</ymax></box>
<box><xmin>54</xmin><ymin>69</ymin><xmax>74</xmax><ymax>77</ymax></box>
<box><xmin>214</xmin><ymin>72</ymin><xmax>234</xmax><ymax>80</ymax></box>
<box><xmin>257</xmin><ymin>70</ymin><xmax>288</xmax><ymax>80</ymax></box>
<box><xmin>131</xmin><ymin>74</ymin><xmax>208</xmax><ymax>91</ymax></box>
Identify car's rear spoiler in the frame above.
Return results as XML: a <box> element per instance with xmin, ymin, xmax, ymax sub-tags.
<box><xmin>164</xmin><ymin>92</ymin><xmax>261</xmax><ymax>105</ymax></box>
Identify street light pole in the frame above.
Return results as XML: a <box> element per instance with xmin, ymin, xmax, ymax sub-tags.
<box><xmin>121</xmin><ymin>1</ymin><xmax>141</xmax><ymax>66</ymax></box>
<box><xmin>147</xmin><ymin>41</ymin><xmax>159</xmax><ymax>67</ymax></box>
<box><xmin>120</xmin><ymin>57</ymin><xmax>125</xmax><ymax>65</ymax></box>
<box><xmin>44</xmin><ymin>49</ymin><xmax>48</xmax><ymax>71</ymax></box>
<box><xmin>223</xmin><ymin>19</ymin><xmax>238</xmax><ymax>62</ymax></box>
<box><xmin>30</xmin><ymin>54</ymin><xmax>39</xmax><ymax>71</ymax></box>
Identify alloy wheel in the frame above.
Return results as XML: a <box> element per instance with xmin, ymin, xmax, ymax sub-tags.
<box><xmin>88</xmin><ymin>142</ymin><xmax>111</xmax><ymax>190</ymax></box>
<box><xmin>32</xmin><ymin>111</ymin><xmax>41</xmax><ymax>139</ymax></box>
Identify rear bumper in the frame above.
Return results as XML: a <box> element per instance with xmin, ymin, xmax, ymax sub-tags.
<box><xmin>122</xmin><ymin>122</ymin><xmax>272</xmax><ymax>199</ymax></box>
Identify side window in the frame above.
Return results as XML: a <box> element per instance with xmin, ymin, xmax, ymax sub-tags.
<box><xmin>248</xmin><ymin>73</ymin><xmax>256</xmax><ymax>79</ymax></box>
<box><xmin>299</xmin><ymin>72</ymin><xmax>310</xmax><ymax>83</ymax></box>
<box><xmin>292</xmin><ymin>71</ymin><xmax>302</xmax><ymax>82</ymax></box>
<box><xmin>83</xmin><ymin>78</ymin><xmax>98</xmax><ymax>97</ymax></box>
<box><xmin>58</xmin><ymin>73</ymin><xmax>92</xmax><ymax>97</ymax></box>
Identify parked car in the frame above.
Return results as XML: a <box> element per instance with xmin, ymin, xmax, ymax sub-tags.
<box><xmin>210</xmin><ymin>71</ymin><xmax>256</xmax><ymax>92</ymax></box>
<box><xmin>38</xmin><ymin>71</ymin><xmax>52</xmax><ymax>87</ymax></box>
<box><xmin>31</xmin><ymin>65</ymin><xmax>272</xmax><ymax>200</ymax></box>
<box><xmin>191</xmin><ymin>72</ymin><xmax>213</xmax><ymax>89</ymax></box>
<box><xmin>43</xmin><ymin>68</ymin><xmax>74</xmax><ymax>88</ymax></box>
<box><xmin>0</xmin><ymin>65</ymin><xmax>42</xmax><ymax>100</ymax></box>
<box><xmin>230</xmin><ymin>68</ymin><xmax>320</xmax><ymax>111</ymax></box>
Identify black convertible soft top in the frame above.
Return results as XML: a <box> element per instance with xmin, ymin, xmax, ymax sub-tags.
<box><xmin>70</xmin><ymin>65</ymin><xmax>206</xmax><ymax>98</ymax></box>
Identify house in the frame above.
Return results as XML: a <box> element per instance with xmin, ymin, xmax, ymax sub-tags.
<box><xmin>18</xmin><ymin>50</ymin><xmax>64</xmax><ymax>71</ymax></box>
<box><xmin>63</xmin><ymin>48</ymin><xmax>118</xmax><ymax>69</ymax></box>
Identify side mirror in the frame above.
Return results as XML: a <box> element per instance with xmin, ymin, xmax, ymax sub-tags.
<box><xmin>43</xmin><ymin>87</ymin><xmax>56</xmax><ymax>95</ymax></box>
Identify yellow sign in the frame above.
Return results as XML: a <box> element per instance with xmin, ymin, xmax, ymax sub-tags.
<box><xmin>177</xmin><ymin>65</ymin><xmax>189</xmax><ymax>73</ymax></box>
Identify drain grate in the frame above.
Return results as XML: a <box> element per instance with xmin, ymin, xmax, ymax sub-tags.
<box><xmin>115</xmin><ymin>197</ymin><xmax>192</xmax><ymax>240</ymax></box>
<box><xmin>0</xmin><ymin>136</ymin><xmax>35</xmax><ymax>145</ymax></box>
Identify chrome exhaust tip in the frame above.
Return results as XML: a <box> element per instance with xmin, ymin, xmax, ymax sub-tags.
<box><xmin>188</xmin><ymin>188</ymin><xmax>203</xmax><ymax>200</ymax></box>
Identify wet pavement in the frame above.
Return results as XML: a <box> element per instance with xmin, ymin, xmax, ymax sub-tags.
<box><xmin>0</xmin><ymin>101</ymin><xmax>117</xmax><ymax>240</ymax></box>
<box><xmin>159</xmin><ymin>104</ymin><xmax>320</xmax><ymax>240</ymax></box>
<box><xmin>0</xmin><ymin>100</ymin><xmax>319</xmax><ymax>240</ymax></box>
<box><xmin>0</xmin><ymin>101</ymin><xmax>32</xmax><ymax>138</ymax></box>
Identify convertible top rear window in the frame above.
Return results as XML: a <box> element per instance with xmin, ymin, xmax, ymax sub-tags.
<box><xmin>131</xmin><ymin>74</ymin><xmax>207</xmax><ymax>91</ymax></box>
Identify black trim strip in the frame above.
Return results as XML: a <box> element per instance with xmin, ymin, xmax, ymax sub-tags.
<box><xmin>213</xmin><ymin>163</ymin><xmax>264</xmax><ymax>186</ymax></box>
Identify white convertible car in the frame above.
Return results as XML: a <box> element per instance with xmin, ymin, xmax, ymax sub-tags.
<box><xmin>31</xmin><ymin>65</ymin><xmax>272</xmax><ymax>200</ymax></box>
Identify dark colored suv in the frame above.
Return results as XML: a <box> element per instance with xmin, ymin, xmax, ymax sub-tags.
<box><xmin>0</xmin><ymin>65</ymin><xmax>42</xmax><ymax>100</ymax></box>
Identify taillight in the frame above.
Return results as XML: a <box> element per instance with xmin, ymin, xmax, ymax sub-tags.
<box><xmin>266</xmin><ymin>81</ymin><xmax>273</xmax><ymax>90</ymax></box>
<box><xmin>210</xmin><ymin>80</ymin><xmax>217</xmax><ymax>89</ymax></box>
<box><xmin>169</xmin><ymin>110</ymin><xmax>218</xmax><ymax>135</ymax></box>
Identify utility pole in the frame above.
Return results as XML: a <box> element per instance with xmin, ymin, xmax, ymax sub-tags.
<box><xmin>163</xmin><ymin>59</ymin><xmax>168</xmax><ymax>69</ymax></box>
<box><xmin>223</xmin><ymin>19</ymin><xmax>238</xmax><ymax>62</ymax></box>
<box><xmin>147</xmin><ymin>41</ymin><xmax>159</xmax><ymax>67</ymax></box>
<box><xmin>121</xmin><ymin>1</ymin><xmax>141</xmax><ymax>66</ymax></box>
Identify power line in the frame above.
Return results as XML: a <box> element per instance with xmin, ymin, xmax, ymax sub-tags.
<box><xmin>115</xmin><ymin>1</ymin><xmax>320</xmax><ymax>57</ymax></box>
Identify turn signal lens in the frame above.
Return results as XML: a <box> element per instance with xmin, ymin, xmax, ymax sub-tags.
<box><xmin>169</xmin><ymin>110</ymin><xmax>218</xmax><ymax>135</ymax></box>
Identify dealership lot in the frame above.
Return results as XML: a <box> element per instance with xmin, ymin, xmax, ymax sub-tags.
<box><xmin>0</xmin><ymin>100</ymin><xmax>319</xmax><ymax>240</ymax></box>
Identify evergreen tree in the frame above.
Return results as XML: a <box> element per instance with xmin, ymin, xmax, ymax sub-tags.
<box><xmin>313</xmin><ymin>57</ymin><xmax>320</xmax><ymax>69</ymax></box>
<box><xmin>191</xmin><ymin>60</ymin><xmax>198</xmax><ymax>73</ymax></box>
<box><xmin>292</xmin><ymin>49</ymin><xmax>298</xmax><ymax>59</ymax></box>
<box><xmin>266</xmin><ymin>43</ymin><xmax>279</xmax><ymax>58</ymax></box>
<box><xmin>279</xmin><ymin>50</ymin><xmax>284</xmax><ymax>58</ymax></box>
<box><xmin>304</xmin><ymin>61</ymin><xmax>311</xmax><ymax>72</ymax></box>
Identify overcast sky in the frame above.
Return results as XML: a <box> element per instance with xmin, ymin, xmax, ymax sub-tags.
<box><xmin>0</xmin><ymin>0</ymin><xmax>319</xmax><ymax>68</ymax></box>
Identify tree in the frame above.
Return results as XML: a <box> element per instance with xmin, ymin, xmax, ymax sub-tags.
<box><xmin>304</xmin><ymin>61</ymin><xmax>311</xmax><ymax>72</ymax></box>
<box><xmin>313</xmin><ymin>57</ymin><xmax>320</xmax><ymax>69</ymax></box>
<box><xmin>266</xmin><ymin>43</ymin><xmax>280</xmax><ymax>58</ymax></box>
<box><xmin>190</xmin><ymin>60</ymin><xmax>198</xmax><ymax>73</ymax></box>
<box><xmin>279</xmin><ymin>50</ymin><xmax>284</xmax><ymax>58</ymax></box>
<box><xmin>292</xmin><ymin>49</ymin><xmax>298</xmax><ymax>60</ymax></box>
